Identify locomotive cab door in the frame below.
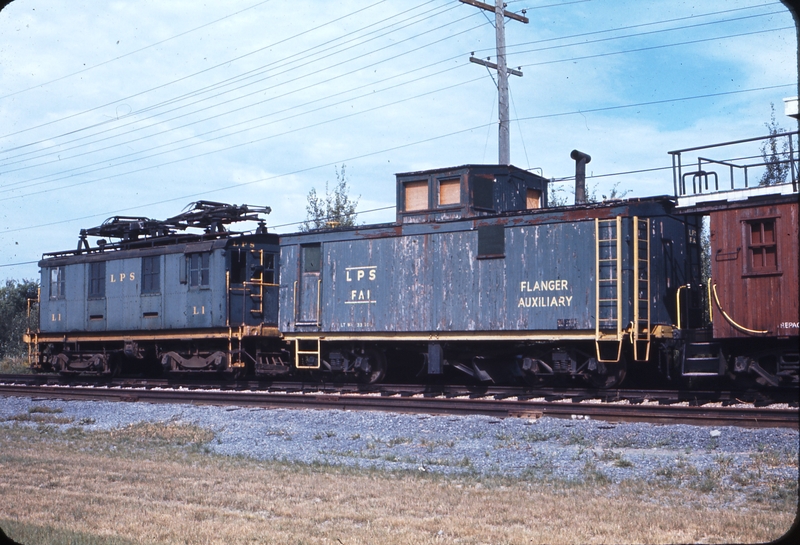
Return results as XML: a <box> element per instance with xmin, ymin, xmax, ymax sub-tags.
<box><xmin>296</xmin><ymin>244</ymin><xmax>321</xmax><ymax>326</ymax></box>
<box><xmin>228</xmin><ymin>247</ymin><xmax>278</xmax><ymax>327</ymax></box>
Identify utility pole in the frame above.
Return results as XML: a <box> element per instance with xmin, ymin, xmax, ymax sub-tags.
<box><xmin>460</xmin><ymin>0</ymin><xmax>528</xmax><ymax>165</ymax></box>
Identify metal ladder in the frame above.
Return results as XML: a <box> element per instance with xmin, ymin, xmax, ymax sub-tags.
<box><xmin>295</xmin><ymin>338</ymin><xmax>321</xmax><ymax>369</ymax></box>
<box><xmin>248</xmin><ymin>249</ymin><xmax>265</xmax><ymax>317</ymax></box>
<box><xmin>595</xmin><ymin>217</ymin><xmax>623</xmax><ymax>362</ymax></box>
<box><xmin>632</xmin><ymin>217</ymin><xmax>651</xmax><ymax>361</ymax></box>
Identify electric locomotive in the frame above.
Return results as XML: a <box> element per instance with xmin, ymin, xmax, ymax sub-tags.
<box><xmin>27</xmin><ymin>202</ymin><xmax>289</xmax><ymax>376</ymax></box>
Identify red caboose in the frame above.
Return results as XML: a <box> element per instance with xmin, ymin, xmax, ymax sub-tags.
<box><xmin>671</xmin><ymin>133</ymin><xmax>799</xmax><ymax>386</ymax></box>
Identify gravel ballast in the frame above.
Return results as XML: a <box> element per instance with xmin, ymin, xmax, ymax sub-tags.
<box><xmin>1</xmin><ymin>395</ymin><xmax>797</xmax><ymax>492</ymax></box>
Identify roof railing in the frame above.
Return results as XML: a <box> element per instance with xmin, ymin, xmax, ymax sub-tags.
<box><xmin>668</xmin><ymin>131</ymin><xmax>799</xmax><ymax>196</ymax></box>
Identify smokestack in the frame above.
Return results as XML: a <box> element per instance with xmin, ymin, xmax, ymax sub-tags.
<box><xmin>570</xmin><ymin>149</ymin><xmax>591</xmax><ymax>204</ymax></box>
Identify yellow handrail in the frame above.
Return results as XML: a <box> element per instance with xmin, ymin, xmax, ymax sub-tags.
<box><xmin>711</xmin><ymin>283</ymin><xmax>769</xmax><ymax>335</ymax></box>
<box><xmin>675</xmin><ymin>285</ymin><xmax>687</xmax><ymax>329</ymax></box>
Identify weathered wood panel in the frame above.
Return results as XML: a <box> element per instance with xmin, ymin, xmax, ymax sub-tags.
<box><xmin>709</xmin><ymin>201</ymin><xmax>799</xmax><ymax>339</ymax></box>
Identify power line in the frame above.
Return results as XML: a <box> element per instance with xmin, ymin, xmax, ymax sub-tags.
<box><xmin>0</xmin><ymin>61</ymin><xmax>474</xmax><ymax>194</ymax></box>
<box><xmin>2</xmin><ymin>81</ymin><xmax>792</xmax><ymax>233</ymax></box>
<box><xmin>0</xmin><ymin>0</ymin><xmax>395</xmax><ymax>141</ymax></box>
<box><xmin>0</xmin><ymin>20</ymin><xmax>486</xmax><ymax>193</ymax></box>
<box><xmin>0</xmin><ymin>0</ymin><xmax>276</xmax><ymax>102</ymax></box>
<box><xmin>2</xmin><ymin>2</ymin><xmax>784</xmax><ymax>178</ymax></box>
<box><xmin>519</xmin><ymin>26</ymin><xmax>793</xmax><ymax>68</ymax></box>
<box><xmin>513</xmin><ymin>83</ymin><xmax>794</xmax><ymax>123</ymax></box>
<box><xmin>503</xmin><ymin>9</ymin><xmax>786</xmax><ymax>58</ymax></box>
<box><xmin>0</xmin><ymin>1</ymin><xmax>465</xmax><ymax>167</ymax></box>
<box><xmin>494</xmin><ymin>2</ymin><xmax>786</xmax><ymax>53</ymax></box>
<box><xmin>2</xmin><ymin>17</ymin><xmax>784</xmax><ymax>188</ymax></box>
<box><xmin>0</xmin><ymin>75</ymin><xmax>489</xmax><ymax>202</ymax></box>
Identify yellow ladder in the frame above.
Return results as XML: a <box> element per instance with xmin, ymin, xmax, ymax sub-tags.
<box><xmin>632</xmin><ymin>217</ymin><xmax>651</xmax><ymax>361</ymax></box>
<box><xmin>595</xmin><ymin>217</ymin><xmax>623</xmax><ymax>362</ymax></box>
<box><xmin>248</xmin><ymin>249</ymin><xmax>265</xmax><ymax>316</ymax></box>
<box><xmin>295</xmin><ymin>338</ymin><xmax>321</xmax><ymax>369</ymax></box>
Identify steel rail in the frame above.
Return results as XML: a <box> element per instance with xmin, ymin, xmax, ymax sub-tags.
<box><xmin>0</xmin><ymin>383</ymin><xmax>796</xmax><ymax>429</ymax></box>
<box><xmin>2</xmin><ymin>373</ymin><xmax>796</xmax><ymax>404</ymax></box>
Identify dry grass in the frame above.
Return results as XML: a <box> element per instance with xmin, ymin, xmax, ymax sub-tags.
<box><xmin>0</xmin><ymin>421</ymin><xmax>796</xmax><ymax>545</ymax></box>
<box><xmin>0</xmin><ymin>355</ymin><xmax>32</xmax><ymax>374</ymax></box>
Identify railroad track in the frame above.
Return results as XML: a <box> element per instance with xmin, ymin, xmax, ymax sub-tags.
<box><xmin>1</xmin><ymin>376</ymin><xmax>797</xmax><ymax>429</ymax></box>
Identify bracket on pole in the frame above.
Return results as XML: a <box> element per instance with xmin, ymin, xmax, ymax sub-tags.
<box><xmin>458</xmin><ymin>0</ymin><xmax>529</xmax><ymax>23</ymax></box>
<box><xmin>469</xmin><ymin>56</ymin><xmax>523</xmax><ymax>77</ymax></box>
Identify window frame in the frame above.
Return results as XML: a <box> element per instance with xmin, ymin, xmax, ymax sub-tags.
<box><xmin>742</xmin><ymin>217</ymin><xmax>781</xmax><ymax>277</ymax></box>
<box><xmin>88</xmin><ymin>262</ymin><xmax>106</xmax><ymax>299</ymax></box>
<box><xmin>49</xmin><ymin>266</ymin><xmax>65</xmax><ymax>300</ymax></box>
<box><xmin>141</xmin><ymin>255</ymin><xmax>161</xmax><ymax>295</ymax></box>
<box><xmin>403</xmin><ymin>180</ymin><xmax>429</xmax><ymax>212</ymax></box>
<box><xmin>437</xmin><ymin>177</ymin><xmax>461</xmax><ymax>208</ymax></box>
<box><xmin>301</xmin><ymin>244</ymin><xmax>321</xmax><ymax>274</ymax></box>
<box><xmin>188</xmin><ymin>252</ymin><xmax>211</xmax><ymax>287</ymax></box>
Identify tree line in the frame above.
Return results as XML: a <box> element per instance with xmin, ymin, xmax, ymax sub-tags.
<box><xmin>0</xmin><ymin>279</ymin><xmax>38</xmax><ymax>360</ymax></box>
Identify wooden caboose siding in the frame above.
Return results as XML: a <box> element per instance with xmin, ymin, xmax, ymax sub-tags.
<box><xmin>709</xmin><ymin>201</ymin><xmax>799</xmax><ymax>339</ymax></box>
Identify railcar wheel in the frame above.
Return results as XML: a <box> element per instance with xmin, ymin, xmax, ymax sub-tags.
<box><xmin>587</xmin><ymin>357</ymin><xmax>627</xmax><ymax>389</ymax></box>
<box><xmin>357</xmin><ymin>348</ymin><xmax>387</xmax><ymax>384</ymax></box>
<box><xmin>519</xmin><ymin>357</ymin><xmax>553</xmax><ymax>387</ymax></box>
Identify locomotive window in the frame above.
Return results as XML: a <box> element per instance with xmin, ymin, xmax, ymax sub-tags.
<box><xmin>404</xmin><ymin>181</ymin><xmax>428</xmax><ymax>211</ymax></box>
<box><xmin>88</xmin><ymin>262</ymin><xmax>105</xmax><ymax>298</ymax></box>
<box><xmin>302</xmin><ymin>245</ymin><xmax>321</xmax><ymax>273</ymax></box>
<box><xmin>477</xmin><ymin>225</ymin><xmax>505</xmax><ymax>259</ymax></box>
<box><xmin>526</xmin><ymin>189</ymin><xmax>541</xmax><ymax>209</ymax></box>
<box><xmin>746</xmin><ymin>219</ymin><xmax>779</xmax><ymax>274</ymax></box>
<box><xmin>49</xmin><ymin>267</ymin><xmax>65</xmax><ymax>299</ymax></box>
<box><xmin>230</xmin><ymin>250</ymin><xmax>247</xmax><ymax>284</ymax></box>
<box><xmin>142</xmin><ymin>256</ymin><xmax>161</xmax><ymax>294</ymax></box>
<box><xmin>188</xmin><ymin>253</ymin><xmax>210</xmax><ymax>287</ymax></box>
<box><xmin>263</xmin><ymin>253</ymin><xmax>276</xmax><ymax>284</ymax></box>
<box><xmin>438</xmin><ymin>178</ymin><xmax>460</xmax><ymax>207</ymax></box>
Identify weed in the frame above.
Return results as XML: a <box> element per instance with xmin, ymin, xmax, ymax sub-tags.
<box><xmin>264</xmin><ymin>428</ymin><xmax>291</xmax><ymax>438</ymax></box>
<box><xmin>28</xmin><ymin>406</ymin><xmax>63</xmax><ymax>414</ymax></box>
<box><xmin>691</xmin><ymin>468</ymin><xmax>720</xmax><ymax>493</ymax></box>
<box><xmin>387</xmin><ymin>436</ymin><xmax>411</xmax><ymax>447</ymax></box>
<box><xmin>609</xmin><ymin>434</ymin><xmax>636</xmax><ymax>448</ymax></box>
<box><xmin>614</xmin><ymin>457</ymin><xmax>634</xmax><ymax>468</ymax></box>
<box><xmin>6</xmin><ymin>412</ymin><xmax>74</xmax><ymax>425</ymax></box>
<box><xmin>582</xmin><ymin>460</ymin><xmax>611</xmax><ymax>485</ymax></box>
<box><xmin>521</xmin><ymin>430</ymin><xmax>552</xmax><ymax>442</ymax></box>
<box><xmin>419</xmin><ymin>438</ymin><xmax>456</xmax><ymax>451</ymax></box>
<box><xmin>566</xmin><ymin>433</ymin><xmax>590</xmax><ymax>447</ymax></box>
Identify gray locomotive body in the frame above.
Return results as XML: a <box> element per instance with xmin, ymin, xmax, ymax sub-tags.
<box><xmin>31</xmin><ymin>203</ymin><xmax>285</xmax><ymax>375</ymax></box>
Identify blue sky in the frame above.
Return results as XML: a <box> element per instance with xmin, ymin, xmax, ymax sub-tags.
<box><xmin>0</xmin><ymin>0</ymin><xmax>796</xmax><ymax>282</ymax></box>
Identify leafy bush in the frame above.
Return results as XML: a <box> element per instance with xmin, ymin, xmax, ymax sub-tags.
<box><xmin>0</xmin><ymin>279</ymin><xmax>39</xmax><ymax>359</ymax></box>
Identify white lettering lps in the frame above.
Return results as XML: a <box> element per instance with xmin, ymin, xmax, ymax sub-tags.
<box><xmin>345</xmin><ymin>266</ymin><xmax>377</xmax><ymax>305</ymax></box>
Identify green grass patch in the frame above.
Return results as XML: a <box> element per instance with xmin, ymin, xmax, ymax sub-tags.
<box><xmin>1</xmin><ymin>519</ymin><xmax>140</xmax><ymax>545</ymax></box>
